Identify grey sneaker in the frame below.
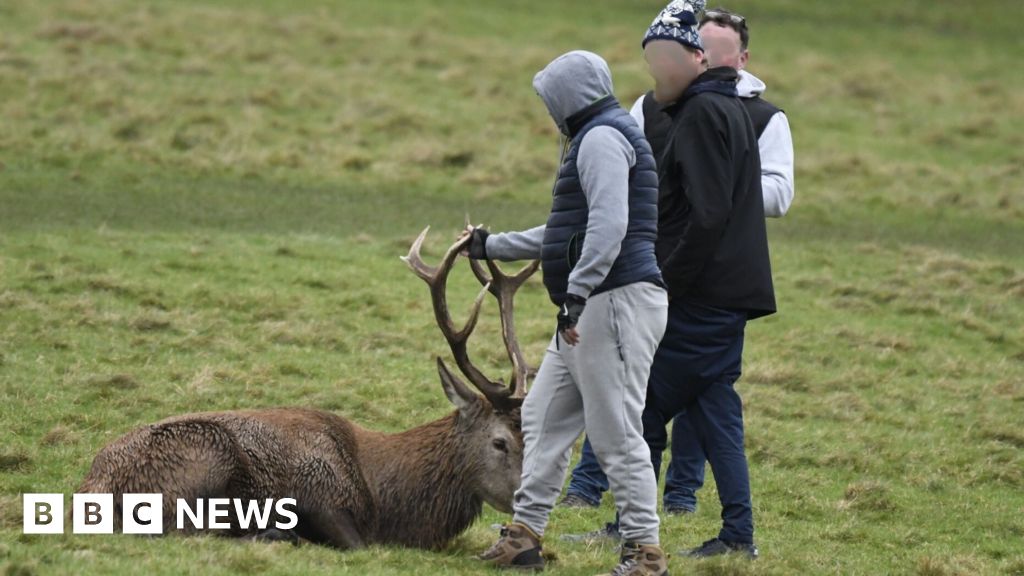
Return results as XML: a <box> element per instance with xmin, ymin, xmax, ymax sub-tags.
<box><xmin>558</xmin><ymin>493</ymin><xmax>601</xmax><ymax>509</ymax></box>
<box><xmin>681</xmin><ymin>537</ymin><xmax>758</xmax><ymax>559</ymax></box>
<box><xmin>559</xmin><ymin>522</ymin><xmax>621</xmax><ymax>544</ymax></box>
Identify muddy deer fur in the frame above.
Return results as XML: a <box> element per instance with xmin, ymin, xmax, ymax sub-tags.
<box><xmin>77</xmin><ymin>230</ymin><xmax>538</xmax><ymax>550</ymax></box>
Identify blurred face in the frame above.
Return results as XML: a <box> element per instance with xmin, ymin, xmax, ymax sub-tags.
<box><xmin>699</xmin><ymin>22</ymin><xmax>749</xmax><ymax>70</ymax></box>
<box><xmin>643</xmin><ymin>40</ymin><xmax>706</xmax><ymax>104</ymax></box>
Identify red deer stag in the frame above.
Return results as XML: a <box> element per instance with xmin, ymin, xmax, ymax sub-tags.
<box><xmin>77</xmin><ymin>229</ymin><xmax>539</xmax><ymax>550</ymax></box>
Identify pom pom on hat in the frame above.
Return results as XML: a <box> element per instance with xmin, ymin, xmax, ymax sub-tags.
<box><xmin>642</xmin><ymin>0</ymin><xmax>706</xmax><ymax>51</ymax></box>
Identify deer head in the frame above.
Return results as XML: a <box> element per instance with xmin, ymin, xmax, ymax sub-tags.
<box><xmin>402</xmin><ymin>227</ymin><xmax>539</xmax><ymax>513</ymax></box>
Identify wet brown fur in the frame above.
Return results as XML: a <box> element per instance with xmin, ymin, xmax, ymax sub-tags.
<box><xmin>78</xmin><ymin>400</ymin><xmax>522</xmax><ymax>550</ymax></box>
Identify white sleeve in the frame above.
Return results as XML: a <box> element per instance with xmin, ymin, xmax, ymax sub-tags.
<box><xmin>759</xmin><ymin>112</ymin><xmax>795</xmax><ymax>218</ymax></box>
<box><xmin>629</xmin><ymin>95</ymin><xmax>646</xmax><ymax>130</ymax></box>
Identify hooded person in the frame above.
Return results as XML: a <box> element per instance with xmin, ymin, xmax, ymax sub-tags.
<box><xmin>466</xmin><ymin>50</ymin><xmax>671</xmax><ymax>576</ymax></box>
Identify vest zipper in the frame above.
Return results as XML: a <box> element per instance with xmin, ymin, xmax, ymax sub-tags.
<box><xmin>551</xmin><ymin>134</ymin><xmax>570</xmax><ymax>197</ymax></box>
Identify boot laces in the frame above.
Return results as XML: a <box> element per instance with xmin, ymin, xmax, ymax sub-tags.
<box><xmin>479</xmin><ymin>525</ymin><xmax>511</xmax><ymax>559</ymax></box>
<box><xmin>610</xmin><ymin>558</ymin><xmax>640</xmax><ymax>576</ymax></box>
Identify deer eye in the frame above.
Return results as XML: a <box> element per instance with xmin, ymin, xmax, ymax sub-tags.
<box><xmin>492</xmin><ymin>438</ymin><xmax>508</xmax><ymax>453</ymax></box>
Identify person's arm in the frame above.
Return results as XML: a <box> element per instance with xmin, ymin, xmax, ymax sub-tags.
<box><xmin>483</xmin><ymin>225</ymin><xmax>546</xmax><ymax>261</ymax></box>
<box><xmin>759</xmin><ymin>112</ymin><xmax>794</xmax><ymax>218</ymax></box>
<box><xmin>629</xmin><ymin>94</ymin><xmax>646</xmax><ymax>129</ymax></box>
<box><xmin>660</xmin><ymin>100</ymin><xmax>733</xmax><ymax>292</ymax></box>
<box><xmin>566</xmin><ymin>126</ymin><xmax>635</xmax><ymax>299</ymax></box>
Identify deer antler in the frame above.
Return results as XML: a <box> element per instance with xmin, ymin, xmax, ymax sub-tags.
<box><xmin>402</xmin><ymin>227</ymin><xmax>530</xmax><ymax>412</ymax></box>
<box><xmin>469</xmin><ymin>258</ymin><xmax>539</xmax><ymax>399</ymax></box>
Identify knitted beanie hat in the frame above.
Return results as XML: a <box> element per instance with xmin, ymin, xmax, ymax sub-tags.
<box><xmin>642</xmin><ymin>0</ymin><xmax>707</xmax><ymax>51</ymax></box>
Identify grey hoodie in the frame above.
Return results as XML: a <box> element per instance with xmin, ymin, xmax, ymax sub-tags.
<box><xmin>486</xmin><ymin>51</ymin><xmax>637</xmax><ymax>300</ymax></box>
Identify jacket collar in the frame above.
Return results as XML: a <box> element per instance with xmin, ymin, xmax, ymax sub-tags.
<box><xmin>661</xmin><ymin>66</ymin><xmax>739</xmax><ymax>116</ymax></box>
<box><xmin>564</xmin><ymin>95</ymin><xmax>620</xmax><ymax>139</ymax></box>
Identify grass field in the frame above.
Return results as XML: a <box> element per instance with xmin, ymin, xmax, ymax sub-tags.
<box><xmin>2</xmin><ymin>0</ymin><xmax>1023</xmax><ymax>574</ymax></box>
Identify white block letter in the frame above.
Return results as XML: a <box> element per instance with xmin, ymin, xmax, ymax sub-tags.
<box><xmin>122</xmin><ymin>494</ymin><xmax>163</xmax><ymax>535</ymax></box>
<box><xmin>207</xmin><ymin>498</ymin><xmax>231</xmax><ymax>529</ymax></box>
<box><xmin>275</xmin><ymin>498</ymin><xmax>298</xmax><ymax>530</ymax></box>
<box><xmin>23</xmin><ymin>494</ymin><xmax>63</xmax><ymax>534</ymax></box>
<box><xmin>73</xmin><ymin>493</ymin><xmax>113</xmax><ymax>534</ymax></box>
<box><xmin>176</xmin><ymin>498</ymin><xmax>203</xmax><ymax>530</ymax></box>
<box><xmin>233</xmin><ymin>499</ymin><xmax>273</xmax><ymax>530</ymax></box>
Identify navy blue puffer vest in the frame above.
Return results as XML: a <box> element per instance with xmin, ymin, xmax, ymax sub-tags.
<box><xmin>541</xmin><ymin>97</ymin><xmax>662</xmax><ymax>306</ymax></box>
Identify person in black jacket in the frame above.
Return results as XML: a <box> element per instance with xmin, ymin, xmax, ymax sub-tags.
<box><xmin>562</xmin><ymin>7</ymin><xmax>792</xmax><ymax>519</ymax></box>
<box><xmin>564</xmin><ymin>0</ymin><xmax>774</xmax><ymax>561</ymax></box>
<box><xmin>646</xmin><ymin>1</ymin><xmax>777</xmax><ymax>558</ymax></box>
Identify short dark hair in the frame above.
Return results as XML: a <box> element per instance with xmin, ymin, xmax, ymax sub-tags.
<box><xmin>699</xmin><ymin>7</ymin><xmax>749</xmax><ymax>50</ymax></box>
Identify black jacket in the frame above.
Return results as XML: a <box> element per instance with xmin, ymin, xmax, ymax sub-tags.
<box><xmin>657</xmin><ymin>67</ymin><xmax>776</xmax><ymax>318</ymax></box>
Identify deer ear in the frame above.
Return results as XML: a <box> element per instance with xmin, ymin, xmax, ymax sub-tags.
<box><xmin>437</xmin><ymin>358</ymin><xmax>479</xmax><ymax>411</ymax></box>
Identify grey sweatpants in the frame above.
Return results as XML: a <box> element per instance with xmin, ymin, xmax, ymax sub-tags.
<box><xmin>512</xmin><ymin>282</ymin><xmax>668</xmax><ymax>544</ymax></box>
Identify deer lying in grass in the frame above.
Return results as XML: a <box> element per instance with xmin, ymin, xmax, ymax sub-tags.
<box><xmin>77</xmin><ymin>229</ymin><xmax>539</xmax><ymax>550</ymax></box>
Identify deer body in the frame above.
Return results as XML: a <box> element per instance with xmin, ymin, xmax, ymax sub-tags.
<box><xmin>79</xmin><ymin>403</ymin><xmax>517</xmax><ymax>549</ymax></box>
<box><xmin>78</xmin><ymin>230</ymin><xmax>536</xmax><ymax>551</ymax></box>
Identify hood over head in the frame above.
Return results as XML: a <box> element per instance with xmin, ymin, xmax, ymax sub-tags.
<box><xmin>533</xmin><ymin>50</ymin><xmax>614</xmax><ymax>136</ymax></box>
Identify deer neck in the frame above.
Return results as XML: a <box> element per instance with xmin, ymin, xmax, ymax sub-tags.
<box><xmin>360</xmin><ymin>411</ymin><xmax>483</xmax><ymax>548</ymax></box>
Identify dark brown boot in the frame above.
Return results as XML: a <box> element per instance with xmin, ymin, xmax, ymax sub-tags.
<box><xmin>597</xmin><ymin>542</ymin><xmax>669</xmax><ymax>576</ymax></box>
<box><xmin>478</xmin><ymin>522</ymin><xmax>545</xmax><ymax>571</ymax></box>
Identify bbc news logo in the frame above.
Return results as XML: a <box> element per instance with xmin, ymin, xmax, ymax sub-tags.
<box><xmin>23</xmin><ymin>494</ymin><xmax>298</xmax><ymax>534</ymax></box>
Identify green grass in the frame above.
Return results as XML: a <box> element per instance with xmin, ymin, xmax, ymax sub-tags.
<box><xmin>2</xmin><ymin>0</ymin><xmax>1023</xmax><ymax>574</ymax></box>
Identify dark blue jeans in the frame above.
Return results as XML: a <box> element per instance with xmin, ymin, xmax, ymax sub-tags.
<box><xmin>567</xmin><ymin>299</ymin><xmax>754</xmax><ymax>543</ymax></box>
<box><xmin>567</xmin><ymin>411</ymin><xmax>706</xmax><ymax>511</ymax></box>
<box><xmin>665</xmin><ymin>410</ymin><xmax>706</xmax><ymax>510</ymax></box>
<box><xmin>564</xmin><ymin>436</ymin><xmax>608</xmax><ymax>506</ymax></box>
